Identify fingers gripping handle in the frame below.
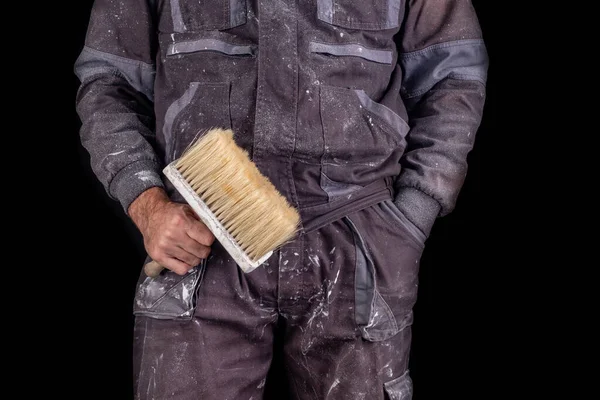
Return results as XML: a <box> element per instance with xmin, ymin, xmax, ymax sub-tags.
<box><xmin>144</xmin><ymin>260</ymin><xmax>165</xmax><ymax>278</ymax></box>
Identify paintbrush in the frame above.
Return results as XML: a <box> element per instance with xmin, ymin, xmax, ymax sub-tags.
<box><xmin>143</xmin><ymin>128</ymin><xmax>300</xmax><ymax>277</ymax></box>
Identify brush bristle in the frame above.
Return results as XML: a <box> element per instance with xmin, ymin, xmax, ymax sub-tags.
<box><xmin>174</xmin><ymin>128</ymin><xmax>301</xmax><ymax>261</ymax></box>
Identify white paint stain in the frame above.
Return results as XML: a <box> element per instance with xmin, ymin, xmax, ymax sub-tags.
<box><xmin>135</xmin><ymin>170</ymin><xmax>158</xmax><ymax>183</ymax></box>
<box><xmin>301</xmin><ymin>336</ymin><xmax>316</xmax><ymax>355</ymax></box>
<box><xmin>327</xmin><ymin>269</ymin><xmax>341</xmax><ymax>298</ymax></box>
<box><xmin>327</xmin><ymin>379</ymin><xmax>340</xmax><ymax>395</ymax></box>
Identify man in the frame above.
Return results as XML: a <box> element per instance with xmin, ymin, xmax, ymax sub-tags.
<box><xmin>75</xmin><ymin>0</ymin><xmax>488</xmax><ymax>398</ymax></box>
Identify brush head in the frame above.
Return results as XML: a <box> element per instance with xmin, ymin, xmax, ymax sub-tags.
<box><xmin>167</xmin><ymin>128</ymin><xmax>301</xmax><ymax>272</ymax></box>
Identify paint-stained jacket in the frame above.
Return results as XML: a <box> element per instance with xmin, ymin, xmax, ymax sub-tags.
<box><xmin>75</xmin><ymin>0</ymin><xmax>488</xmax><ymax>236</ymax></box>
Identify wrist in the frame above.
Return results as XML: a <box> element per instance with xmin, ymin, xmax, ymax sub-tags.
<box><xmin>128</xmin><ymin>187</ymin><xmax>170</xmax><ymax>232</ymax></box>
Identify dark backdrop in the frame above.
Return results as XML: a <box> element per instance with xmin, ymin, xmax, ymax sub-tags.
<box><xmin>66</xmin><ymin>1</ymin><xmax>502</xmax><ymax>398</ymax></box>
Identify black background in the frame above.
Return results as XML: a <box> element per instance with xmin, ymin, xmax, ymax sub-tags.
<box><xmin>60</xmin><ymin>1</ymin><xmax>509</xmax><ymax>398</ymax></box>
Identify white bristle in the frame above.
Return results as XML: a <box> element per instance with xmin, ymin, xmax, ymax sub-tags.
<box><xmin>172</xmin><ymin>128</ymin><xmax>300</xmax><ymax>264</ymax></box>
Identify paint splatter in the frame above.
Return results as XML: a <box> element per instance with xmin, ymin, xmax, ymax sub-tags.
<box><xmin>327</xmin><ymin>379</ymin><xmax>340</xmax><ymax>395</ymax></box>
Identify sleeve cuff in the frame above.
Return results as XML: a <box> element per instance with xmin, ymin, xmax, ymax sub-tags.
<box><xmin>108</xmin><ymin>160</ymin><xmax>165</xmax><ymax>213</ymax></box>
<box><xmin>393</xmin><ymin>187</ymin><xmax>441</xmax><ymax>237</ymax></box>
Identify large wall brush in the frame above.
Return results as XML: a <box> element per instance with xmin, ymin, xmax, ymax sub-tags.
<box><xmin>143</xmin><ymin>128</ymin><xmax>300</xmax><ymax>278</ymax></box>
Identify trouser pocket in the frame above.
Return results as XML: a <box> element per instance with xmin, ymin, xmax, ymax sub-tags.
<box><xmin>133</xmin><ymin>257</ymin><xmax>207</xmax><ymax>320</ymax></box>
<box><xmin>345</xmin><ymin>202</ymin><xmax>424</xmax><ymax>341</ymax></box>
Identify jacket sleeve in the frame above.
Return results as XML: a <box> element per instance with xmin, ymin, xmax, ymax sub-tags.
<box><xmin>74</xmin><ymin>0</ymin><xmax>164</xmax><ymax>213</ymax></box>
<box><xmin>392</xmin><ymin>0</ymin><xmax>489</xmax><ymax>236</ymax></box>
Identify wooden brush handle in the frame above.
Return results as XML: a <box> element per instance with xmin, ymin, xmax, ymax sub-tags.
<box><xmin>144</xmin><ymin>260</ymin><xmax>165</xmax><ymax>278</ymax></box>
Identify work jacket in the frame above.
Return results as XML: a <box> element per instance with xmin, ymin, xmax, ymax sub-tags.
<box><xmin>75</xmin><ymin>0</ymin><xmax>488</xmax><ymax>235</ymax></box>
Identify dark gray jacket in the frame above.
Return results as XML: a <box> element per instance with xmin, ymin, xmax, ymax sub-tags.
<box><xmin>75</xmin><ymin>0</ymin><xmax>488</xmax><ymax>237</ymax></box>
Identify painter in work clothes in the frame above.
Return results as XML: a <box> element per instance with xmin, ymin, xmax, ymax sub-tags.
<box><xmin>74</xmin><ymin>0</ymin><xmax>488</xmax><ymax>398</ymax></box>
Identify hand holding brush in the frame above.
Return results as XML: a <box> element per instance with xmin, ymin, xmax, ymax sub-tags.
<box><xmin>129</xmin><ymin>128</ymin><xmax>300</xmax><ymax>278</ymax></box>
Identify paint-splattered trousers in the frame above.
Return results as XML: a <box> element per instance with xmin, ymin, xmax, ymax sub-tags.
<box><xmin>133</xmin><ymin>200</ymin><xmax>424</xmax><ymax>399</ymax></box>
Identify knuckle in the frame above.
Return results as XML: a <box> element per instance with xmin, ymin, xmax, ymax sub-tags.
<box><xmin>173</xmin><ymin>213</ymin><xmax>185</xmax><ymax>226</ymax></box>
<box><xmin>186</xmin><ymin>253</ymin><xmax>199</xmax><ymax>264</ymax></box>
<box><xmin>205</xmin><ymin>233</ymin><xmax>215</xmax><ymax>245</ymax></box>
<box><xmin>201</xmin><ymin>247</ymin><xmax>212</xmax><ymax>258</ymax></box>
<box><xmin>186</xmin><ymin>259</ymin><xmax>198</xmax><ymax>268</ymax></box>
<box><xmin>195</xmin><ymin>225</ymin><xmax>214</xmax><ymax>245</ymax></box>
<box><xmin>157</xmin><ymin>238</ymin><xmax>169</xmax><ymax>249</ymax></box>
<box><xmin>197</xmin><ymin>229</ymin><xmax>213</xmax><ymax>244</ymax></box>
<box><xmin>148</xmin><ymin>244</ymin><xmax>161</xmax><ymax>256</ymax></box>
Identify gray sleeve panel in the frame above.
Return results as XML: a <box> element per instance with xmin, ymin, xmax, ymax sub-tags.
<box><xmin>168</xmin><ymin>39</ymin><xmax>256</xmax><ymax>57</ymax></box>
<box><xmin>75</xmin><ymin>46</ymin><xmax>156</xmax><ymax>102</ymax></box>
<box><xmin>400</xmin><ymin>39</ymin><xmax>488</xmax><ymax>99</ymax></box>
<box><xmin>309</xmin><ymin>42</ymin><xmax>393</xmax><ymax>64</ymax></box>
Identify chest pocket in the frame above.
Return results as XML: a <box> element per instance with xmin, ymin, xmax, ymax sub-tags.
<box><xmin>317</xmin><ymin>0</ymin><xmax>401</xmax><ymax>30</ymax></box>
<box><xmin>169</xmin><ymin>0</ymin><xmax>247</xmax><ymax>32</ymax></box>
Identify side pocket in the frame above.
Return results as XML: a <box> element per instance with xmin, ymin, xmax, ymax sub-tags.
<box><xmin>374</xmin><ymin>200</ymin><xmax>426</xmax><ymax>247</ymax></box>
<box><xmin>344</xmin><ymin>204</ymin><xmax>423</xmax><ymax>342</ymax></box>
<box><xmin>384</xmin><ymin>370</ymin><xmax>413</xmax><ymax>400</ymax></box>
<box><xmin>133</xmin><ymin>258</ymin><xmax>207</xmax><ymax>321</ymax></box>
<box><xmin>345</xmin><ymin>215</ymin><xmax>410</xmax><ymax>342</ymax></box>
